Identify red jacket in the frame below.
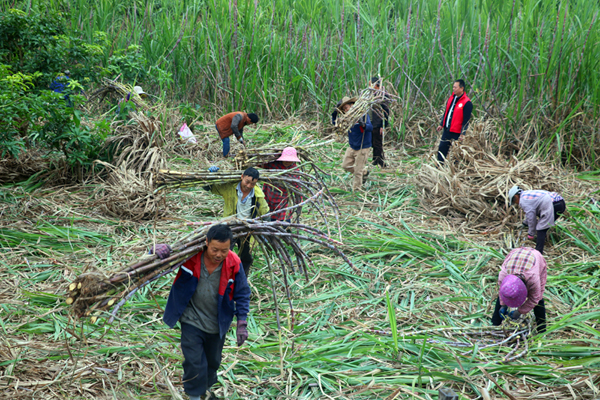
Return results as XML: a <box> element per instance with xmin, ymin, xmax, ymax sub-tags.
<box><xmin>163</xmin><ymin>250</ymin><xmax>250</xmax><ymax>337</ymax></box>
<box><xmin>442</xmin><ymin>93</ymin><xmax>471</xmax><ymax>133</ymax></box>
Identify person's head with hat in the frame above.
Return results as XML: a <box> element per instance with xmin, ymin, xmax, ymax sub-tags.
<box><xmin>277</xmin><ymin>147</ymin><xmax>301</xmax><ymax>167</ymax></box>
<box><xmin>133</xmin><ymin>86</ymin><xmax>148</xmax><ymax>99</ymax></box>
<box><xmin>508</xmin><ymin>185</ymin><xmax>523</xmax><ymax>206</ymax></box>
<box><xmin>499</xmin><ymin>274</ymin><xmax>527</xmax><ymax>309</ymax></box>
<box><xmin>338</xmin><ymin>96</ymin><xmax>357</xmax><ymax>114</ymax></box>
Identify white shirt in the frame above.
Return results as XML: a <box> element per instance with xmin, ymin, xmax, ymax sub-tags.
<box><xmin>236</xmin><ymin>183</ymin><xmax>255</xmax><ymax>219</ymax></box>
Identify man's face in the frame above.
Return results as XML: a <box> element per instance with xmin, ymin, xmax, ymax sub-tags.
<box><xmin>452</xmin><ymin>82</ymin><xmax>464</xmax><ymax>96</ymax></box>
<box><xmin>240</xmin><ymin>174</ymin><xmax>258</xmax><ymax>193</ymax></box>
<box><xmin>370</xmin><ymin>81</ymin><xmax>380</xmax><ymax>90</ymax></box>
<box><xmin>205</xmin><ymin>239</ymin><xmax>230</xmax><ymax>264</ymax></box>
<box><xmin>342</xmin><ymin>103</ymin><xmax>353</xmax><ymax>113</ymax></box>
<box><xmin>512</xmin><ymin>194</ymin><xmax>520</xmax><ymax>206</ymax></box>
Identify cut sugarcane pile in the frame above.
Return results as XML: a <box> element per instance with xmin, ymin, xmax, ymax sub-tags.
<box><xmin>370</xmin><ymin>316</ymin><xmax>534</xmax><ymax>363</ymax></box>
<box><xmin>334</xmin><ymin>86</ymin><xmax>395</xmax><ymax>136</ymax></box>
<box><xmin>415</xmin><ymin>127</ymin><xmax>562</xmax><ymax>233</ymax></box>
<box><xmin>88</xmin><ymin>77</ymin><xmax>150</xmax><ymax>109</ymax></box>
<box><xmin>66</xmin><ymin>217</ymin><xmax>354</xmax><ymax>327</ymax></box>
<box><xmin>233</xmin><ymin>146</ymin><xmax>314</xmax><ymax>170</ymax></box>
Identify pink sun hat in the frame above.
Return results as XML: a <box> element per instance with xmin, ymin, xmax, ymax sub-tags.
<box><xmin>277</xmin><ymin>147</ymin><xmax>301</xmax><ymax>162</ymax></box>
<box><xmin>499</xmin><ymin>275</ymin><xmax>528</xmax><ymax>308</ymax></box>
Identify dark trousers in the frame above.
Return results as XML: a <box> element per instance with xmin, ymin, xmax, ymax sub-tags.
<box><xmin>491</xmin><ymin>297</ymin><xmax>546</xmax><ymax>333</ymax></box>
<box><xmin>437</xmin><ymin>129</ymin><xmax>460</xmax><ymax>164</ymax></box>
<box><xmin>535</xmin><ymin>199</ymin><xmax>566</xmax><ymax>254</ymax></box>
<box><xmin>232</xmin><ymin>236</ymin><xmax>252</xmax><ymax>277</ymax></box>
<box><xmin>372</xmin><ymin>127</ymin><xmax>385</xmax><ymax>167</ymax></box>
<box><xmin>180</xmin><ymin>323</ymin><xmax>227</xmax><ymax>396</ymax></box>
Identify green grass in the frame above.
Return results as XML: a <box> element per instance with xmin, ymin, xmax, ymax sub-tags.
<box><xmin>0</xmin><ymin>124</ymin><xmax>599</xmax><ymax>398</ymax></box>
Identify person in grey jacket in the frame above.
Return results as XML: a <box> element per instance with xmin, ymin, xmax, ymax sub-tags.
<box><xmin>508</xmin><ymin>186</ymin><xmax>566</xmax><ymax>254</ymax></box>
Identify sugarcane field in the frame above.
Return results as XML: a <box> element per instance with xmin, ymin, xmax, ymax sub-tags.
<box><xmin>2</xmin><ymin>1</ymin><xmax>600</xmax><ymax>399</ymax></box>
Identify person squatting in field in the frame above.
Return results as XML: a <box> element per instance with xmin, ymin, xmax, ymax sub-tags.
<box><xmin>436</xmin><ymin>79</ymin><xmax>473</xmax><ymax>165</ymax></box>
<box><xmin>509</xmin><ymin>186</ymin><xmax>566</xmax><ymax>254</ymax></box>
<box><xmin>151</xmin><ymin>224</ymin><xmax>250</xmax><ymax>400</ymax></box>
<box><xmin>258</xmin><ymin>147</ymin><xmax>302</xmax><ymax>222</ymax></box>
<box><xmin>204</xmin><ymin>166</ymin><xmax>269</xmax><ymax>277</ymax></box>
<box><xmin>332</xmin><ymin>96</ymin><xmax>373</xmax><ymax>191</ymax></box>
<box><xmin>215</xmin><ymin>111</ymin><xmax>259</xmax><ymax>157</ymax></box>
<box><xmin>491</xmin><ymin>247</ymin><xmax>547</xmax><ymax>333</ymax></box>
<box><xmin>368</xmin><ymin>76</ymin><xmax>390</xmax><ymax>168</ymax></box>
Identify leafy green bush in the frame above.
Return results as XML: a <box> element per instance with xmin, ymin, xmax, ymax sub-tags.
<box><xmin>0</xmin><ymin>8</ymin><xmax>104</xmax><ymax>88</ymax></box>
<box><xmin>0</xmin><ymin>65</ymin><xmax>108</xmax><ymax>172</ymax></box>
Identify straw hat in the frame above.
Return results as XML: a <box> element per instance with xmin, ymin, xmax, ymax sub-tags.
<box><xmin>499</xmin><ymin>274</ymin><xmax>527</xmax><ymax>308</ymax></box>
<box><xmin>277</xmin><ymin>147</ymin><xmax>301</xmax><ymax>163</ymax></box>
<box><xmin>339</xmin><ymin>96</ymin><xmax>358</xmax><ymax>110</ymax></box>
<box><xmin>133</xmin><ymin>86</ymin><xmax>148</xmax><ymax>97</ymax></box>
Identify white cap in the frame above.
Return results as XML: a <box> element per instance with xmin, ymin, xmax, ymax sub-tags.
<box><xmin>133</xmin><ymin>86</ymin><xmax>147</xmax><ymax>96</ymax></box>
<box><xmin>508</xmin><ymin>185</ymin><xmax>522</xmax><ymax>205</ymax></box>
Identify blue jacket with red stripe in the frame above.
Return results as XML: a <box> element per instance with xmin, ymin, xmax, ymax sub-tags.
<box><xmin>162</xmin><ymin>250</ymin><xmax>251</xmax><ymax>338</ymax></box>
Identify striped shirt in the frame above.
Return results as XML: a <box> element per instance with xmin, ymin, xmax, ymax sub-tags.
<box><xmin>502</xmin><ymin>247</ymin><xmax>536</xmax><ymax>278</ymax></box>
<box><xmin>499</xmin><ymin>247</ymin><xmax>547</xmax><ymax>314</ymax></box>
<box><xmin>521</xmin><ymin>190</ymin><xmax>563</xmax><ymax>203</ymax></box>
<box><xmin>519</xmin><ymin>190</ymin><xmax>564</xmax><ymax>235</ymax></box>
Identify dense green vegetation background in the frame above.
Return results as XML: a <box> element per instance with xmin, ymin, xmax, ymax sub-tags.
<box><xmin>2</xmin><ymin>0</ymin><xmax>600</xmax><ymax>166</ymax></box>
<box><xmin>9</xmin><ymin>0</ymin><xmax>599</xmax><ymax>114</ymax></box>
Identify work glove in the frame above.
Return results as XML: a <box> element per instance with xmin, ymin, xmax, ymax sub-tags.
<box><xmin>236</xmin><ymin>320</ymin><xmax>248</xmax><ymax>346</ymax></box>
<box><xmin>239</xmin><ymin>138</ymin><xmax>246</xmax><ymax>147</ymax></box>
<box><xmin>509</xmin><ymin>310</ymin><xmax>521</xmax><ymax>320</ymax></box>
<box><xmin>208</xmin><ymin>166</ymin><xmax>219</xmax><ymax>173</ymax></box>
<box><xmin>527</xmin><ymin>234</ymin><xmax>535</xmax><ymax>241</ymax></box>
<box><xmin>499</xmin><ymin>306</ymin><xmax>509</xmax><ymax>320</ymax></box>
<box><xmin>151</xmin><ymin>244</ymin><xmax>171</xmax><ymax>260</ymax></box>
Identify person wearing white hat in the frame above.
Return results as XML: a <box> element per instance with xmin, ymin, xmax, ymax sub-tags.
<box><xmin>508</xmin><ymin>186</ymin><xmax>566</xmax><ymax>254</ymax></box>
<box><xmin>259</xmin><ymin>147</ymin><xmax>302</xmax><ymax>221</ymax></box>
<box><xmin>133</xmin><ymin>86</ymin><xmax>148</xmax><ymax>98</ymax></box>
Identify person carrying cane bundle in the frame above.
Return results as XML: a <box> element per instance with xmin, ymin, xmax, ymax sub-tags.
<box><xmin>151</xmin><ymin>224</ymin><xmax>251</xmax><ymax>400</ymax></box>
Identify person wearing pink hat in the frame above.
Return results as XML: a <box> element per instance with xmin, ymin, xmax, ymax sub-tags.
<box><xmin>259</xmin><ymin>147</ymin><xmax>302</xmax><ymax>221</ymax></box>
<box><xmin>491</xmin><ymin>247</ymin><xmax>547</xmax><ymax>333</ymax></box>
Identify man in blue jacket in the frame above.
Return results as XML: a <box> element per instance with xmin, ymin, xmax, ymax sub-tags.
<box><xmin>152</xmin><ymin>224</ymin><xmax>250</xmax><ymax>400</ymax></box>
<box><xmin>332</xmin><ymin>96</ymin><xmax>373</xmax><ymax>191</ymax></box>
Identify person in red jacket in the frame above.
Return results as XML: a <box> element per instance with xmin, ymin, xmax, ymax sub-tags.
<box><xmin>215</xmin><ymin>111</ymin><xmax>259</xmax><ymax>157</ymax></box>
<box><xmin>152</xmin><ymin>224</ymin><xmax>250</xmax><ymax>400</ymax></box>
<box><xmin>436</xmin><ymin>79</ymin><xmax>473</xmax><ymax>165</ymax></box>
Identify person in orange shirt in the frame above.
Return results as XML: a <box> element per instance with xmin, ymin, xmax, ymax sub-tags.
<box><xmin>215</xmin><ymin>112</ymin><xmax>259</xmax><ymax>157</ymax></box>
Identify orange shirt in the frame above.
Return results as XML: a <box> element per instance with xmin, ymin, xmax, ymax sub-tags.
<box><xmin>215</xmin><ymin>112</ymin><xmax>252</xmax><ymax>139</ymax></box>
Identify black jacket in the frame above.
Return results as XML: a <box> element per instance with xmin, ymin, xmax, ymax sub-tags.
<box><xmin>369</xmin><ymin>102</ymin><xmax>390</xmax><ymax>129</ymax></box>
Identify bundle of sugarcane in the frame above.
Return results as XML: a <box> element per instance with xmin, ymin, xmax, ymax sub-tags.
<box><xmin>155</xmin><ymin>168</ymin><xmax>340</xmax><ymax>236</ymax></box>
<box><xmin>234</xmin><ymin>145</ymin><xmax>314</xmax><ymax>170</ymax></box>
<box><xmin>88</xmin><ymin>78</ymin><xmax>149</xmax><ymax>109</ymax></box>
<box><xmin>66</xmin><ymin>216</ymin><xmax>355</xmax><ymax>328</ymax></box>
<box><xmin>333</xmin><ymin>87</ymin><xmax>396</xmax><ymax>136</ymax></box>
